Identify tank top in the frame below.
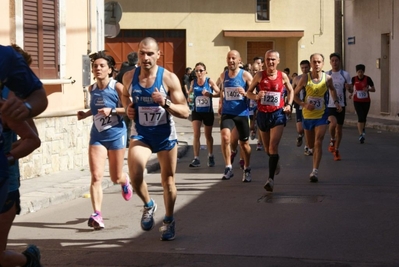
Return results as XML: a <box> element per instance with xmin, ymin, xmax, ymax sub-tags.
<box><xmin>353</xmin><ymin>75</ymin><xmax>371</xmax><ymax>103</ymax></box>
<box><xmin>193</xmin><ymin>77</ymin><xmax>213</xmax><ymax>113</ymax></box>
<box><xmin>89</xmin><ymin>79</ymin><xmax>126</xmax><ymax>142</ymax></box>
<box><xmin>221</xmin><ymin>69</ymin><xmax>249</xmax><ymax>116</ymax></box>
<box><xmin>303</xmin><ymin>72</ymin><xmax>329</xmax><ymax>119</ymax></box>
<box><xmin>130</xmin><ymin>67</ymin><xmax>177</xmax><ymax>140</ymax></box>
<box><xmin>257</xmin><ymin>71</ymin><xmax>285</xmax><ymax>113</ymax></box>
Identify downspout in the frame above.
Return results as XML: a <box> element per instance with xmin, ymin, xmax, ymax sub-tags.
<box><xmin>84</xmin><ymin>0</ymin><xmax>92</xmax><ymax>109</ymax></box>
<box><xmin>392</xmin><ymin>0</ymin><xmax>394</xmax><ymax>40</ymax></box>
<box><xmin>341</xmin><ymin>0</ymin><xmax>345</xmax><ymax>65</ymax></box>
<box><xmin>311</xmin><ymin>0</ymin><xmax>324</xmax><ymax>44</ymax></box>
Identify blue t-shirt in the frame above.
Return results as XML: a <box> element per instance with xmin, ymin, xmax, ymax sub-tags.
<box><xmin>0</xmin><ymin>45</ymin><xmax>42</xmax><ymax>207</ymax></box>
<box><xmin>1</xmin><ymin>87</ymin><xmax>20</xmax><ymax>192</ymax></box>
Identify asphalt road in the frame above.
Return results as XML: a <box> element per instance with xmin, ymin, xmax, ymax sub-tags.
<box><xmin>8</xmin><ymin>117</ymin><xmax>399</xmax><ymax>267</ymax></box>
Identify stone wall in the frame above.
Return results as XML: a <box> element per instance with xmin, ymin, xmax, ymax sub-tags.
<box><xmin>18</xmin><ymin>114</ymin><xmax>92</xmax><ymax>180</ymax></box>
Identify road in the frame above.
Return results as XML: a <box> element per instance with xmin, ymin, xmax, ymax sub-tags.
<box><xmin>8</xmin><ymin>117</ymin><xmax>399</xmax><ymax>266</ymax></box>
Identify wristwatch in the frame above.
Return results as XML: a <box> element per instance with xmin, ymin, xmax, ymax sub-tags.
<box><xmin>24</xmin><ymin>102</ymin><xmax>33</xmax><ymax>117</ymax></box>
<box><xmin>163</xmin><ymin>98</ymin><xmax>171</xmax><ymax>109</ymax></box>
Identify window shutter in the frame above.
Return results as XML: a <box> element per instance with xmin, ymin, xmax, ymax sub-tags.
<box><xmin>23</xmin><ymin>0</ymin><xmax>59</xmax><ymax>79</ymax></box>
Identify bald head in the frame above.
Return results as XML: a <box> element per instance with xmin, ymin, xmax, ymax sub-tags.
<box><xmin>227</xmin><ymin>50</ymin><xmax>241</xmax><ymax>59</ymax></box>
<box><xmin>139</xmin><ymin>37</ymin><xmax>159</xmax><ymax>51</ymax></box>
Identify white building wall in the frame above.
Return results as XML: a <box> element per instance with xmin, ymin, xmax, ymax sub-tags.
<box><xmin>344</xmin><ymin>0</ymin><xmax>398</xmax><ymax>119</ymax></box>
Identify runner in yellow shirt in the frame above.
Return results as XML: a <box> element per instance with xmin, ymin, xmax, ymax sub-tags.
<box><xmin>293</xmin><ymin>53</ymin><xmax>342</xmax><ymax>182</ymax></box>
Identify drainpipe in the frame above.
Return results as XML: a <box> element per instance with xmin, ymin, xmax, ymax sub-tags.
<box><xmin>311</xmin><ymin>0</ymin><xmax>324</xmax><ymax>44</ymax></box>
<box><xmin>84</xmin><ymin>0</ymin><xmax>92</xmax><ymax>109</ymax></box>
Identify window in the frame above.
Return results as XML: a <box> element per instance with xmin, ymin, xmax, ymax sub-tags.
<box><xmin>256</xmin><ymin>0</ymin><xmax>270</xmax><ymax>21</ymax></box>
<box><xmin>23</xmin><ymin>0</ymin><xmax>59</xmax><ymax>79</ymax></box>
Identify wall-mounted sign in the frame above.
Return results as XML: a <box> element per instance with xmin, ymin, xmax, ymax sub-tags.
<box><xmin>348</xmin><ymin>36</ymin><xmax>355</xmax><ymax>45</ymax></box>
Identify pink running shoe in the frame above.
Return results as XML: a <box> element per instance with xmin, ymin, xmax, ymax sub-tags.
<box><xmin>88</xmin><ymin>213</ymin><xmax>105</xmax><ymax>230</ymax></box>
<box><xmin>121</xmin><ymin>176</ymin><xmax>133</xmax><ymax>201</ymax></box>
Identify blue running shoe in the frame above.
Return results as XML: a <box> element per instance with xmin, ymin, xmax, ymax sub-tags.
<box><xmin>160</xmin><ymin>220</ymin><xmax>176</xmax><ymax>241</ymax></box>
<box><xmin>141</xmin><ymin>201</ymin><xmax>157</xmax><ymax>231</ymax></box>
<box><xmin>222</xmin><ymin>167</ymin><xmax>234</xmax><ymax>180</ymax></box>
<box><xmin>22</xmin><ymin>244</ymin><xmax>43</xmax><ymax>267</ymax></box>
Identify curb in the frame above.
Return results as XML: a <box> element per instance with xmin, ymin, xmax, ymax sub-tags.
<box><xmin>19</xmin><ymin>142</ymin><xmax>190</xmax><ymax>215</ymax></box>
<box><xmin>345</xmin><ymin>119</ymin><xmax>399</xmax><ymax>133</ymax></box>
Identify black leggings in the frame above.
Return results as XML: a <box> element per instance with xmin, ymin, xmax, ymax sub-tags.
<box><xmin>354</xmin><ymin>101</ymin><xmax>370</xmax><ymax>123</ymax></box>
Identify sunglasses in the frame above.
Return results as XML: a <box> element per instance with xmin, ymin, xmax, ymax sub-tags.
<box><xmin>195</xmin><ymin>69</ymin><xmax>205</xmax><ymax>73</ymax></box>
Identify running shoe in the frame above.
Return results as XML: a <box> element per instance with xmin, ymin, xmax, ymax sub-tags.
<box><xmin>256</xmin><ymin>142</ymin><xmax>263</xmax><ymax>151</ymax></box>
<box><xmin>141</xmin><ymin>201</ymin><xmax>157</xmax><ymax>231</ymax></box>
<box><xmin>88</xmin><ymin>212</ymin><xmax>105</xmax><ymax>230</ymax></box>
<box><xmin>328</xmin><ymin>139</ymin><xmax>336</xmax><ymax>153</ymax></box>
<box><xmin>359</xmin><ymin>134</ymin><xmax>365</xmax><ymax>144</ymax></box>
<box><xmin>242</xmin><ymin>168</ymin><xmax>251</xmax><ymax>182</ymax></box>
<box><xmin>189</xmin><ymin>158</ymin><xmax>201</xmax><ymax>167</ymax></box>
<box><xmin>304</xmin><ymin>148</ymin><xmax>313</xmax><ymax>156</ymax></box>
<box><xmin>160</xmin><ymin>220</ymin><xmax>176</xmax><ymax>241</ymax></box>
<box><xmin>121</xmin><ymin>176</ymin><xmax>133</xmax><ymax>201</ymax></box>
<box><xmin>207</xmin><ymin>156</ymin><xmax>215</xmax><ymax>167</ymax></box>
<box><xmin>230</xmin><ymin>151</ymin><xmax>237</xmax><ymax>164</ymax></box>
<box><xmin>264</xmin><ymin>178</ymin><xmax>274</xmax><ymax>192</ymax></box>
<box><xmin>222</xmin><ymin>167</ymin><xmax>234</xmax><ymax>180</ymax></box>
<box><xmin>239</xmin><ymin>159</ymin><xmax>244</xmax><ymax>170</ymax></box>
<box><xmin>22</xmin><ymin>244</ymin><xmax>43</xmax><ymax>267</ymax></box>
<box><xmin>250</xmin><ymin>130</ymin><xmax>256</xmax><ymax>140</ymax></box>
<box><xmin>296</xmin><ymin>135</ymin><xmax>303</xmax><ymax>147</ymax></box>
<box><xmin>334</xmin><ymin>150</ymin><xmax>341</xmax><ymax>161</ymax></box>
<box><xmin>309</xmin><ymin>171</ymin><xmax>318</xmax><ymax>183</ymax></box>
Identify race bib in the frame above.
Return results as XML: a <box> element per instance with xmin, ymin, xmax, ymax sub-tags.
<box><xmin>224</xmin><ymin>87</ymin><xmax>243</xmax><ymax>101</ymax></box>
<box><xmin>260</xmin><ymin>91</ymin><xmax>280</xmax><ymax>106</ymax></box>
<box><xmin>195</xmin><ymin>96</ymin><xmax>211</xmax><ymax>107</ymax></box>
<box><xmin>307</xmin><ymin>96</ymin><xmax>324</xmax><ymax>110</ymax></box>
<box><xmin>94</xmin><ymin>113</ymin><xmax>119</xmax><ymax>132</ymax></box>
<box><xmin>356</xmin><ymin>90</ymin><xmax>368</xmax><ymax>99</ymax></box>
<box><xmin>138</xmin><ymin>106</ymin><xmax>167</xmax><ymax>126</ymax></box>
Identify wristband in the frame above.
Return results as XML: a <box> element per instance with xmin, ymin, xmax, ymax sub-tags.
<box><xmin>111</xmin><ymin>108</ymin><xmax>117</xmax><ymax>116</ymax></box>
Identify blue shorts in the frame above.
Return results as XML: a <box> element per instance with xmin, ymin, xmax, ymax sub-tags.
<box><xmin>90</xmin><ymin>134</ymin><xmax>127</xmax><ymax>150</ymax></box>
<box><xmin>256</xmin><ymin>109</ymin><xmax>287</xmax><ymax>132</ymax></box>
<box><xmin>303</xmin><ymin>113</ymin><xmax>329</xmax><ymax>130</ymax></box>
<box><xmin>1</xmin><ymin>190</ymin><xmax>21</xmax><ymax>214</ymax></box>
<box><xmin>132</xmin><ymin>135</ymin><xmax>178</xmax><ymax>153</ymax></box>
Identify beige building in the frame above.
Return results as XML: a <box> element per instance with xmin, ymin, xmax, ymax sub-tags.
<box><xmin>343</xmin><ymin>0</ymin><xmax>398</xmax><ymax>120</ymax></box>
<box><xmin>105</xmin><ymin>0</ymin><xmax>336</xmax><ymax>81</ymax></box>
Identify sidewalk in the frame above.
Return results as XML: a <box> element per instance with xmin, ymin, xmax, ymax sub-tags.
<box><xmin>18</xmin><ymin>112</ymin><xmax>397</xmax><ymax>215</ymax></box>
<box><xmin>18</xmin><ymin>137</ymin><xmax>191</xmax><ymax>215</ymax></box>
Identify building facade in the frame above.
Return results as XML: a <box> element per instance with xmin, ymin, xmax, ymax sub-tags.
<box><xmin>2</xmin><ymin>0</ymin><xmax>341</xmax><ymax>180</ymax></box>
<box><xmin>1</xmin><ymin>0</ymin><xmax>105</xmax><ymax>178</ymax></box>
<box><xmin>343</xmin><ymin>0</ymin><xmax>398</xmax><ymax>120</ymax></box>
<box><xmin>105</xmin><ymin>0</ymin><xmax>336</xmax><ymax>82</ymax></box>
